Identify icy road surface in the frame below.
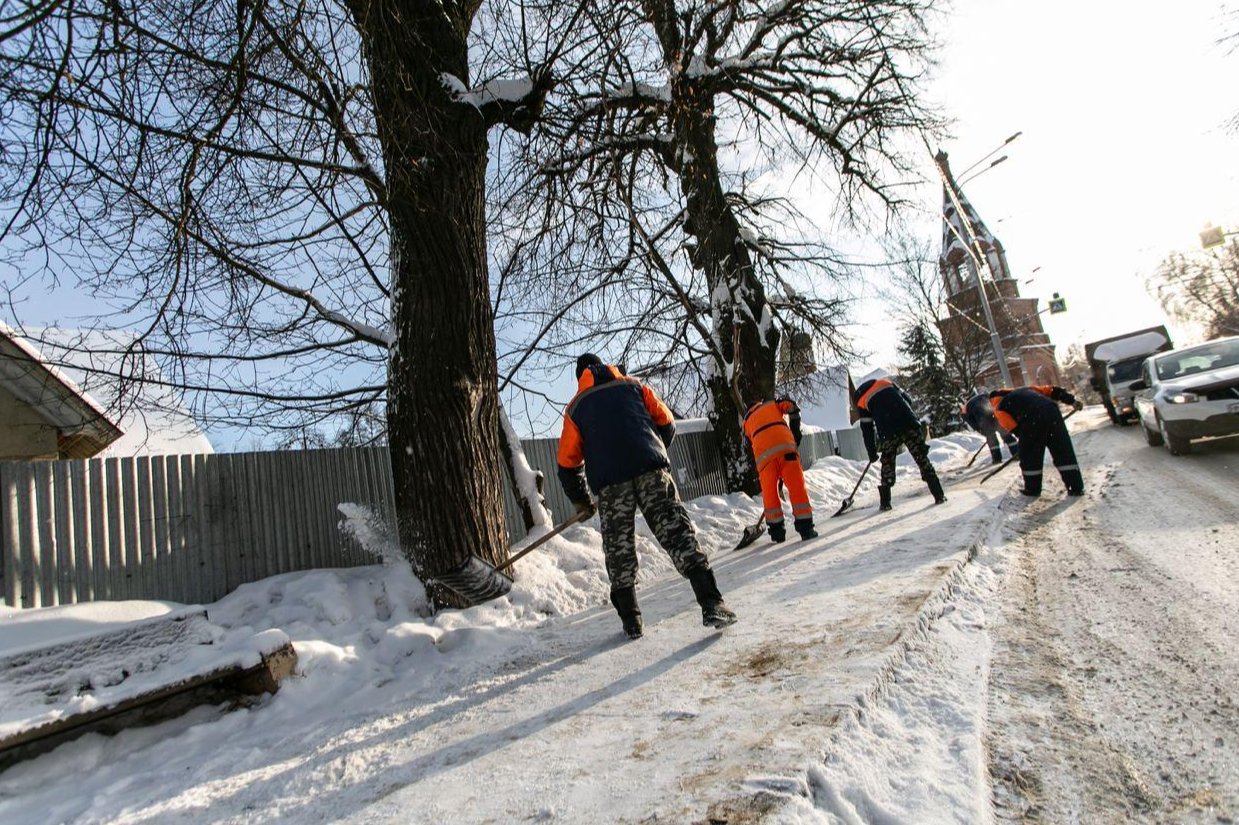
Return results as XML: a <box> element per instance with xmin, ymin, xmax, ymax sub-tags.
<box><xmin>985</xmin><ymin>411</ymin><xmax>1239</xmax><ymax>824</ymax></box>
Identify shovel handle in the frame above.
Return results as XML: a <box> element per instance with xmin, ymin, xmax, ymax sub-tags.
<box><xmin>494</xmin><ymin>511</ymin><xmax>589</xmax><ymax>572</ymax></box>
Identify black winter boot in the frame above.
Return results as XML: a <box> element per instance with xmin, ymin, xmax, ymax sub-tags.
<box><xmin>926</xmin><ymin>475</ymin><xmax>947</xmax><ymax>505</ymax></box>
<box><xmin>878</xmin><ymin>485</ymin><xmax>892</xmax><ymax>511</ymax></box>
<box><xmin>609</xmin><ymin>586</ymin><xmax>643</xmax><ymax>640</ymax></box>
<box><xmin>1061</xmin><ymin>468</ymin><xmax>1085</xmax><ymax>496</ymax></box>
<box><xmin>688</xmin><ymin>568</ymin><xmax>737</xmax><ymax>629</ymax></box>
<box><xmin>1021</xmin><ymin>473</ymin><xmax>1043</xmax><ymax>498</ymax></box>
<box><xmin>990</xmin><ymin>449</ymin><xmax>1003</xmax><ymax>466</ymax></box>
<box><xmin>794</xmin><ymin>517</ymin><xmax>818</xmax><ymax>540</ymax></box>
<box><xmin>768</xmin><ymin>520</ymin><xmax>786</xmax><ymax>543</ymax></box>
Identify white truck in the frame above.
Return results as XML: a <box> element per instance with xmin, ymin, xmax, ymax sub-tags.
<box><xmin>1085</xmin><ymin>326</ymin><xmax>1174</xmax><ymax>424</ymax></box>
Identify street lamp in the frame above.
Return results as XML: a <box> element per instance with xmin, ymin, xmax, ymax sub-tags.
<box><xmin>958</xmin><ymin>155</ymin><xmax>1009</xmax><ymax>187</ymax></box>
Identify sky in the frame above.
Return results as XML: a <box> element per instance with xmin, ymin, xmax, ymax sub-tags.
<box><xmin>6</xmin><ymin>1</ymin><xmax>1238</xmax><ymax>447</ymax></box>
<box><xmin>848</xmin><ymin>0</ymin><xmax>1239</xmax><ymax>368</ymax></box>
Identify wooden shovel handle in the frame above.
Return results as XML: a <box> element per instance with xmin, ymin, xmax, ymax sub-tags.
<box><xmin>494</xmin><ymin>511</ymin><xmax>590</xmax><ymax>572</ymax></box>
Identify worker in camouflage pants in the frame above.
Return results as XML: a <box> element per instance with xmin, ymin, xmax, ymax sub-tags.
<box><xmin>853</xmin><ymin>370</ymin><xmax>946</xmax><ymax>511</ymax></box>
<box><xmin>597</xmin><ymin>467</ymin><xmax>708</xmax><ymax>589</ymax></box>
<box><xmin>557</xmin><ymin>355</ymin><xmax>738</xmax><ymax>639</ymax></box>
<box><xmin>876</xmin><ymin>425</ymin><xmax>939</xmax><ymax>506</ymax></box>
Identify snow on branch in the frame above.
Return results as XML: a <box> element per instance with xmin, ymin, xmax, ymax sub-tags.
<box><xmin>440</xmin><ymin>72</ymin><xmax>554</xmax><ymax>134</ymax></box>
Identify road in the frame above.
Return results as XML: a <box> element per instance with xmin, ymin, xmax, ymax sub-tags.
<box><xmin>986</xmin><ymin>410</ymin><xmax>1239</xmax><ymax>824</ymax></box>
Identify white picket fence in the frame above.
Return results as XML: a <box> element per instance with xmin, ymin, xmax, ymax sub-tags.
<box><xmin>2</xmin><ymin>428</ymin><xmax>865</xmax><ymax>609</ymax></box>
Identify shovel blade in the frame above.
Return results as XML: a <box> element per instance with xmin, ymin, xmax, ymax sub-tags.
<box><xmin>733</xmin><ymin>520</ymin><xmax>766</xmax><ymax>551</ymax></box>
<box><xmin>831</xmin><ymin>497</ymin><xmax>854</xmax><ymax>518</ymax></box>
<box><xmin>434</xmin><ymin>554</ymin><xmax>514</xmax><ymax>605</ymax></box>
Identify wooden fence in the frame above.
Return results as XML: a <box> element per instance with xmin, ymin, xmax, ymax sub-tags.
<box><xmin>2</xmin><ymin>427</ymin><xmax>864</xmax><ymax>609</ymax></box>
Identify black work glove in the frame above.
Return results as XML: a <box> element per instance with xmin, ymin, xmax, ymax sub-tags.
<box><xmin>1072</xmin><ymin>400</ymin><xmax>1084</xmax><ymax>412</ymax></box>
<box><xmin>573</xmin><ymin>499</ymin><xmax>597</xmax><ymax>520</ymax></box>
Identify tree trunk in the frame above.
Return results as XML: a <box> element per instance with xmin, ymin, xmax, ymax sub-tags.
<box><xmin>673</xmin><ymin>101</ymin><xmax>779</xmax><ymax>496</ymax></box>
<box><xmin>350</xmin><ymin>1</ymin><xmax>508</xmax><ymax>607</ymax></box>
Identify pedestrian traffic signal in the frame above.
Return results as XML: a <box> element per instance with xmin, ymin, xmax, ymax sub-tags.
<box><xmin>1048</xmin><ymin>293</ymin><xmax>1067</xmax><ymax>314</ymax></box>
<box><xmin>1200</xmin><ymin>224</ymin><xmax>1226</xmax><ymax>250</ymax></box>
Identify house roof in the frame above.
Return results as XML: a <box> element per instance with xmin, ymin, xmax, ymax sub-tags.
<box><xmin>0</xmin><ymin>325</ymin><xmax>213</xmax><ymax>457</ymax></box>
<box><xmin>0</xmin><ymin>323</ymin><xmax>125</xmax><ymax>457</ymax></box>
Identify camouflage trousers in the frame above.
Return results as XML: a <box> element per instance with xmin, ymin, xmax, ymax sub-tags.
<box><xmin>597</xmin><ymin>468</ymin><xmax>710</xmax><ymax>590</ymax></box>
<box><xmin>879</xmin><ymin>425</ymin><xmax>939</xmax><ymax>489</ymax></box>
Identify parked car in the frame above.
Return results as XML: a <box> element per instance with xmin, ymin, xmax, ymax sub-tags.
<box><xmin>1130</xmin><ymin>336</ymin><xmax>1239</xmax><ymax>455</ymax></box>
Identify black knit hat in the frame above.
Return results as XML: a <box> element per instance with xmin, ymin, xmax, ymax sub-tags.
<box><xmin>575</xmin><ymin>353</ymin><xmax>602</xmax><ymax>379</ymax></box>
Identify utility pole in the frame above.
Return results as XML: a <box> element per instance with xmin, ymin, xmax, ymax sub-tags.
<box><xmin>934</xmin><ymin>150</ymin><xmax>1014</xmax><ymax>387</ymax></box>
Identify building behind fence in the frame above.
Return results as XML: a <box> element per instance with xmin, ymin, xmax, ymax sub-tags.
<box><xmin>2</xmin><ymin>427</ymin><xmax>866</xmax><ymax>609</ymax></box>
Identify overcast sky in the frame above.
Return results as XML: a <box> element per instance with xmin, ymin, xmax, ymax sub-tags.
<box><xmin>848</xmin><ymin>0</ymin><xmax>1239</xmax><ymax>369</ymax></box>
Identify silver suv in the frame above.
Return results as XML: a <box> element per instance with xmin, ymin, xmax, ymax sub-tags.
<box><xmin>1131</xmin><ymin>336</ymin><xmax>1239</xmax><ymax>455</ymax></box>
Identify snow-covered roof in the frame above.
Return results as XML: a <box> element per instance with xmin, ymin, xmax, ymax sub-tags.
<box><xmin>2</xmin><ymin>326</ymin><xmax>213</xmax><ymax>457</ymax></box>
<box><xmin>789</xmin><ymin>366</ymin><xmax>852</xmax><ymax>431</ymax></box>
<box><xmin>0</xmin><ymin>323</ymin><xmax>124</xmax><ymax>457</ymax></box>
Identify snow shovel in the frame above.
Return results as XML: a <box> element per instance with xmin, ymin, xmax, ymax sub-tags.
<box><xmin>733</xmin><ymin>481</ymin><xmax>787</xmax><ymax>551</ymax></box>
<box><xmin>831</xmin><ymin>460</ymin><xmax>874</xmax><ymax>518</ymax></box>
<box><xmin>433</xmin><ymin>511</ymin><xmax>590</xmax><ymax>604</ymax></box>
<box><xmin>964</xmin><ymin>443</ymin><xmax>986</xmax><ymax>468</ymax></box>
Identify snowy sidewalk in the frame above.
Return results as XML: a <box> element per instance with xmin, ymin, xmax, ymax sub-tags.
<box><xmin>347</xmin><ymin>468</ymin><xmax>1010</xmax><ymax>823</ymax></box>
<box><xmin>0</xmin><ymin>438</ymin><xmax>1012</xmax><ymax>824</ymax></box>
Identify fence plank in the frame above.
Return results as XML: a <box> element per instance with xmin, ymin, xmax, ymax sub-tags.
<box><xmin>51</xmin><ymin>461</ymin><xmax>74</xmax><ymax>605</ymax></box>
<box><xmin>16</xmin><ymin>464</ymin><xmax>39</xmax><ymax>608</ymax></box>
<box><xmin>69</xmin><ymin>461</ymin><xmax>91</xmax><ymax>603</ymax></box>
<box><xmin>167</xmin><ymin>456</ymin><xmax>189</xmax><ymax>603</ymax></box>
<box><xmin>150</xmin><ymin>456</ymin><xmax>169</xmax><ymax>601</ymax></box>
<box><xmin>188</xmin><ymin>454</ymin><xmax>209</xmax><ymax>604</ymax></box>
<box><xmin>136</xmin><ymin>457</ymin><xmax>158</xmax><ymax>601</ymax></box>
<box><xmin>120</xmin><ymin>457</ymin><xmax>142</xmax><ymax>601</ymax></box>
<box><xmin>2</xmin><ymin>464</ymin><xmax>21</xmax><ymax>607</ymax></box>
<box><xmin>32</xmin><ymin>462</ymin><xmax>56</xmax><ymax>607</ymax></box>
<box><xmin>89</xmin><ymin>459</ymin><xmax>108</xmax><ymax>600</ymax></box>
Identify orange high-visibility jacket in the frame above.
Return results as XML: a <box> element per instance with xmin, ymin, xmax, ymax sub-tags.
<box><xmin>743</xmin><ymin>400</ymin><xmax>800</xmax><ymax>472</ymax></box>
<box><xmin>991</xmin><ymin>385</ymin><xmax>1076</xmax><ymax>432</ymax></box>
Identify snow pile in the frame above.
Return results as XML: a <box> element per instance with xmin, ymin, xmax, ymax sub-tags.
<box><xmin>794</xmin><ymin>547</ymin><xmax>1000</xmax><ymax>825</ymax></box>
<box><xmin>0</xmin><ymin>600</ymin><xmax>179</xmax><ymax>656</ymax></box>
<box><xmin>0</xmin><ymin>431</ymin><xmax>985</xmax><ymax>823</ymax></box>
<box><xmin>0</xmin><ymin>607</ymin><xmax>289</xmax><ymax>742</ymax></box>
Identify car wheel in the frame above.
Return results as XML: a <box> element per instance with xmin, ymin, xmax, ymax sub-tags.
<box><xmin>1142</xmin><ymin>415</ymin><xmax>1163</xmax><ymax>446</ymax></box>
<box><xmin>1158</xmin><ymin>416</ymin><xmax>1190</xmax><ymax>456</ymax></box>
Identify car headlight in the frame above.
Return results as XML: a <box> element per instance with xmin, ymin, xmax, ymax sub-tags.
<box><xmin>1166</xmin><ymin>392</ymin><xmax>1200</xmax><ymax>404</ymax></box>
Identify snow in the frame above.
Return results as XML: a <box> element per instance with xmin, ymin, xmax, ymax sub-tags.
<box><xmin>674</xmin><ymin>416</ymin><xmax>713</xmax><ymax>433</ymax></box>
<box><xmin>499</xmin><ymin>405</ymin><xmax>552</xmax><ymax>530</ymax></box>
<box><xmin>0</xmin><ymin>432</ymin><xmax>1008</xmax><ymax>824</ymax></box>
<box><xmin>441</xmin><ymin>73</ymin><xmax>534</xmax><ymax>109</ymax></box>
<box><xmin>1091</xmin><ymin>330</ymin><xmax>1170</xmax><ymax>363</ymax></box>
<box><xmin>0</xmin><ymin>600</ymin><xmax>180</xmax><ymax>656</ymax></box>
<box><xmin>0</xmin><ymin>606</ymin><xmax>289</xmax><ymax>742</ymax></box>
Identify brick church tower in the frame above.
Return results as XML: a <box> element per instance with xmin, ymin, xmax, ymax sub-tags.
<box><xmin>936</xmin><ymin>152</ymin><xmax>1061</xmax><ymax>389</ymax></box>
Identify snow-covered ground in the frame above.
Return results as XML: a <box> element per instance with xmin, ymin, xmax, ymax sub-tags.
<box><xmin>0</xmin><ymin>434</ymin><xmax>996</xmax><ymax>824</ymax></box>
<box><xmin>800</xmin><ymin>411</ymin><xmax>1239</xmax><ymax>825</ymax></box>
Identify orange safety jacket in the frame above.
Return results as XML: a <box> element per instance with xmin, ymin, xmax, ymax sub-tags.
<box><xmin>991</xmin><ymin>385</ymin><xmax>1076</xmax><ymax>433</ymax></box>
<box><xmin>743</xmin><ymin>400</ymin><xmax>800</xmax><ymax>472</ymax></box>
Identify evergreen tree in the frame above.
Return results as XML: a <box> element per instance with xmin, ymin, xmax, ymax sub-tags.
<box><xmin>897</xmin><ymin>322</ymin><xmax>963</xmax><ymax>437</ymax></box>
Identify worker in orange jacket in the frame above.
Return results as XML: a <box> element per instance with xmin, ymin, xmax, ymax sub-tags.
<box><xmin>742</xmin><ymin>397</ymin><xmax>817</xmax><ymax>543</ymax></box>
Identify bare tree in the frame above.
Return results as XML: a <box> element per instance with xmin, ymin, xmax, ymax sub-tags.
<box><xmin>1</xmin><ymin>0</ymin><xmax>575</xmax><ymax>603</ymax></box>
<box><xmin>1149</xmin><ymin>240</ymin><xmax>1239</xmax><ymax>339</ymax></box>
<box><xmin>493</xmin><ymin>0</ymin><xmax>940</xmax><ymax>493</ymax></box>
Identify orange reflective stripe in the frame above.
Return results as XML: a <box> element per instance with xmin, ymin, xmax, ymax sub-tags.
<box><xmin>857</xmin><ymin>379</ymin><xmax>892</xmax><ymax>411</ymax></box>
<box><xmin>995</xmin><ymin>410</ymin><xmax>1017</xmax><ymax>432</ymax></box>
